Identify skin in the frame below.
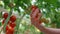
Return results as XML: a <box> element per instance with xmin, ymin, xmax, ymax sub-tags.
<box><xmin>30</xmin><ymin>8</ymin><xmax>60</xmax><ymax>34</ymax></box>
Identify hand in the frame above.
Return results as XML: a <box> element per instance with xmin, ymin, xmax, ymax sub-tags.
<box><xmin>30</xmin><ymin>8</ymin><xmax>42</xmax><ymax>27</ymax></box>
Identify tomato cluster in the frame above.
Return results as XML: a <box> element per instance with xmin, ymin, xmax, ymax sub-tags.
<box><xmin>2</xmin><ymin>13</ymin><xmax>16</xmax><ymax>34</ymax></box>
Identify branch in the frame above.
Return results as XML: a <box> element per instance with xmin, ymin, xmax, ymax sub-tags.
<box><xmin>0</xmin><ymin>8</ymin><xmax>8</xmax><ymax>13</ymax></box>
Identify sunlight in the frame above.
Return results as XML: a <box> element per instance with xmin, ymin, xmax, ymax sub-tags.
<box><xmin>31</xmin><ymin>0</ymin><xmax>36</xmax><ymax>5</ymax></box>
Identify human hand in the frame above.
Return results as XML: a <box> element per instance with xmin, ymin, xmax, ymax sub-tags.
<box><xmin>30</xmin><ymin>8</ymin><xmax>42</xmax><ymax>27</ymax></box>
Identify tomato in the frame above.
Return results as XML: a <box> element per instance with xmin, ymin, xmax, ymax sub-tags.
<box><xmin>3</xmin><ymin>13</ymin><xmax>8</xmax><ymax>19</ymax></box>
<box><xmin>9</xmin><ymin>22</ymin><xmax>16</xmax><ymax>28</ymax></box>
<box><xmin>6</xmin><ymin>25</ymin><xmax>9</xmax><ymax>31</ymax></box>
<box><xmin>6</xmin><ymin>32</ymin><xmax>14</xmax><ymax>34</ymax></box>
<box><xmin>8</xmin><ymin>26</ymin><xmax>14</xmax><ymax>32</ymax></box>
<box><xmin>8</xmin><ymin>27</ymin><xmax>14</xmax><ymax>32</ymax></box>
<box><xmin>10</xmin><ymin>15</ymin><xmax>16</xmax><ymax>22</ymax></box>
<box><xmin>7</xmin><ymin>21</ymin><xmax>16</xmax><ymax>28</ymax></box>
<box><xmin>6</xmin><ymin>26</ymin><xmax>14</xmax><ymax>34</ymax></box>
<box><xmin>2</xmin><ymin>19</ymin><xmax>5</xmax><ymax>24</ymax></box>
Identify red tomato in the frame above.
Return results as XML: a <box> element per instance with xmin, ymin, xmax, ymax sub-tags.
<box><xmin>6</xmin><ymin>25</ymin><xmax>9</xmax><ymax>31</ymax></box>
<box><xmin>3</xmin><ymin>13</ymin><xmax>8</xmax><ymax>19</ymax></box>
<box><xmin>6</xmin><ymin>32</ymin><xmax>14</xmax><ymax>34</ymax></box>
<box><xmin>10</xmin><ymin>15</ymin><xmax>16</xmax><ymax>22</ymax></box>
<box><xmin>6</xmin><ymin>26</ymin><xmax>14</xmax><ymax>34</ymax></box>
<box><xmin>2</xmin><ymin>19</ymin><xmax>5</xmax><ymax>24</ymax></box>
<box><xmin>8</xmin><ymin>26</ymin><xmax>14</xmax><ymax>32</ymax></box>
<box><xmin>9</xmin><ymin>22</ymin><xmax>16</xmax><ymax>28</ymax></box>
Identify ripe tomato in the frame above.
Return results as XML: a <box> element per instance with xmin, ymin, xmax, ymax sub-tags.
<box><xmin>6</xmin><ymin>32</ymin><xmax>14</xmax><ymax>34</ymax></box>
<box><xmin>6</xmin><ymin>26</ymin><xmax>14</xmax><ymax>34</ymax></box>
<box><xmin>3</xmin><ymin>13</ymin><xmax>8</xmax><ymax>19</ymax></box>
<box><xmin>8</xmin><ymin>26</ymin><xmax>14</xmax><ymax>32</ymax></box>
<box><xmin>2</xmin><ymin>19</ymin><xmax>5</xmax><ymax>24</ymax></box>
<box><xmin>6</xmin><ymin>25</ymin><xmax>9</xmax><ymax>31</ymax></box>
<box><xmin>10</xmin><ymin>15</ymin><xmax>16</xmax><ymax>22</ymax></box>
<box><xmin>9</xmin><ymin>22</ymin><xmax>16</xmax><ymax>28</ymax></box>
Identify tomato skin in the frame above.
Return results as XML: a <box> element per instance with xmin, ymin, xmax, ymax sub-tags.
<box><xmin>10</xmin><ymin>15</ymin><xmax>16</xmax><ymax>22</ymax></box>
<box><xmin>9</xmin><ymin>22</ymin><xmax>16</xmax><ymax>28</ymax></box>
<box><xmin>3</xmin><ymin>13</ymin><xmax>8</xmax><ymax>19</ymax></box>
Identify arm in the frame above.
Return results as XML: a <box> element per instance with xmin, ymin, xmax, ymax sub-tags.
<box><xmin>36</xmin><ymin>24</ymin><xmax>60</xmax><ymax>34</ymax></box>
<box><xmin>30</xmin><ymin>7</ymin><xmax>60</xmax><ymax>34</ymax></box>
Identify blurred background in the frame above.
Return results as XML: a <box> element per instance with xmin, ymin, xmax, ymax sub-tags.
<box><xmin>0</xmin><ymin>0</ymin><xmax>60</xmax><ymax>34</ymax></box>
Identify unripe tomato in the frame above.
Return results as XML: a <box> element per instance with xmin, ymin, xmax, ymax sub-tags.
<box><xmin>9</xmin><ymin>22</ymin><xmax>16</xmax><ymax>28</ymax></box>
<box><xmin>2</xmin><ymin>19</ymin><xmax>5</xmax><ymax>24</ymax></box>
<box><xmin>10</xmin><ymin>15</ymin><xmax>16</xmax><ymax>22</ymax></box>
<box><xmin>3</xmin><ymin>13</ymin><xmax>8</xmax><ymax>19</ymax></box>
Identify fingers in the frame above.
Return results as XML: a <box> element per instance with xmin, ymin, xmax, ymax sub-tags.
<box><xmin>37</xmin><ymin>13</ymin><xmax>42</xmax><ymax>20</ymax></box>
<box><xmin>30</xmin><ymin>8</ymin><xmax>42</xmax><ymax>21</ymax></box>
<box><xmin>33</xmin><ymin>8</ymin><xmax>39</xmax><ymax>17</ymax></box>
<box><xmin>30</xmin><ymin>8</ymin><xmax>42</xmax><ymax>26</ymax></box>
<box><xmin>30</xmin><ymin>8</ymin><xmax>39</xmax><ymax>18</ymax></box>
